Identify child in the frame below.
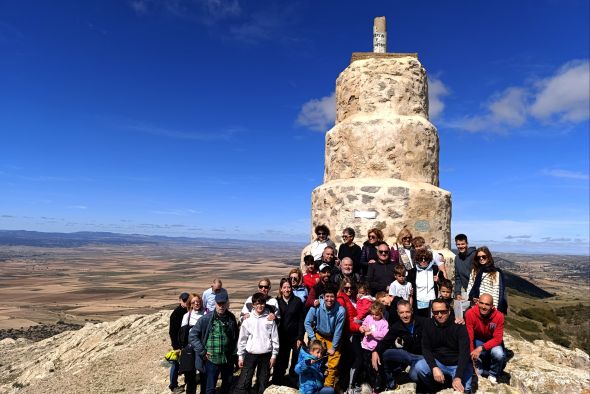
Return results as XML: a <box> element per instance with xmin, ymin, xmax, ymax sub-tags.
<box><xmin>355</xmin><ymin>282</ymin><xmax>375</xmax><ymax>323</ymax></box>
<box><xmin>354</xmin><ymin>303</ymin><xmax>389</xmax><ymax>393</ymax></box>
<box><xmin>374</xmin><ymin>291</ymin><xmax>392</xmax><ymax>323</ymax></box>
<box><xmin>388</xmin><ymin>264</ymin><xmax>413</xmax><ymax>305</ymax></box>
<box><xmin>295</xmin><ymin>339</ymin><xmax>335</xmax><ymax>394</ymax></box>
<box><xmin>236</xmin><ymin>292</ymin><xmax>279</xmax><ymax>394</ymax></box>
<box><xmin>438</xmin><ymin>278</ymin><xmax>464</xmax><ymax>322</ymax></box>
<box><xmin>303</xmin><ymin>255</ymin><xmax>320</xmax><ymax>291</ymax></box>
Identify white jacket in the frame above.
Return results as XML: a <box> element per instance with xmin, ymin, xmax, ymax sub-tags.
<box><xmin>237</xmin><ymin>310</ymin><xmax>279</xmax><ymax>359</ymax></box>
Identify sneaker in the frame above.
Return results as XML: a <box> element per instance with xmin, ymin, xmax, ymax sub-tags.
<box><xmin>488</xmin><ymin>375</ymin><xmax>497</xmax><ymax>384</ymax></box>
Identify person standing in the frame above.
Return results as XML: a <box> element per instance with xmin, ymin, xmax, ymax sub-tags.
<box><xmin>202</xmin><ymin>279</ymin><xmax>228</xmax><ymax>314</ymax></box>
<box><xmin>453</xmin><ymin>234</ymin><xmax>476</xmax><ymax>300</ymax></box>
<box><xmin>169</xmin><ymin>292</ymin><xmax>189</xmax><ymax>392</ymax></box>
<box><xmin>360</xmin><ymin>228</ymin><xmax>383</xmax><ymax>278</ymax></box>
<box><xmin>188</xmin><ymin>292</ymin><xmax>239</xmax><ymax>394</ymax></box>
<box><xmin>301</xmin><ymin>225</ymin><xmax>337</xmax><ymax>270</ymax></box>
<box><xmin>338</xmin><ymin>227</ymin><xmax>362</xmax><ymax>275</ymax></box>
<box><xmin>367</xmin><ymin>242</ymin><xmax>395</xmax><ymax>296</ymax></box>
<box><xmin>466</xmin><ymin>247</ymin><xmax>508</xmax><ymax>314</ymax></box>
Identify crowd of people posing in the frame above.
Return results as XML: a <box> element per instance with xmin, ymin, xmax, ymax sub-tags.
<box><xmin>167</xmin><ymin>226</ymin><xmax>508</xmax><ymax>394</ymax></box>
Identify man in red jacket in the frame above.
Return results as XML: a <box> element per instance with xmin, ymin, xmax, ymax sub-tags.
<box><xmin>465</xmin><ymin>293</ymin><xmax>506</xmax><ymax>384</ymax></box>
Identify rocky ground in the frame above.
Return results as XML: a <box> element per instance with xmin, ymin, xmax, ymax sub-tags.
<box><xmin>0</xmin><ymin>310</ymin><xmax>588</xmax><ymax>394</ymax></box>
<box><xmin>0</xmin><ymin>321</ymin><xmax>84</xmax><ymax>342</ymax></box>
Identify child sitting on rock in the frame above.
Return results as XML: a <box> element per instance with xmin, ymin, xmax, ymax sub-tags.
<box><xmin>295</xmin><ymin>339</ymin><xmax>335</xmax><ymax>394</ymax></box>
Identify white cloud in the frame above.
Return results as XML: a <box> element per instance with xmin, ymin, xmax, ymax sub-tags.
<box><xmin>296</xmin><ymin>92</ymin><xmax>336</xmax><ymax>132</ymax></box>
<box><xmin>428</xmin><ymin>77</ymin><xmax>450</xmax><ymax>120</ymax></box>
<box><xmin>543</xmin><ymin>169</ymin><xmax>590</xmax><ymax>181</ymax></box>
<box><xmin>68</xmin><ymin>205</ymin><xmax>88</xmax><ymax>210</ymax></box>
<box><xmin>488</xmin><ymin>87</ymin><xmax>528</xmax><ymax>126</ymax></box>
<box><xmin>530</xmin><ymin>60</ymin><xmax>590</xmax><ymax>122</ymax></box>
<box><xmin>125</xmin><ymin>122</ymin><xmax>241</xmax><ymax>141</ymax></box>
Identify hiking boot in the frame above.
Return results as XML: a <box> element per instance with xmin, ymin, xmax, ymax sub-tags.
<box><xmin>488</xmin><ymin>375</ymin><xmax>497</xmax><ymax>384</ymax></box>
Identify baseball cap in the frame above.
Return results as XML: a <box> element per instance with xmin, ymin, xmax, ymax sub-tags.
<box><xmin>215</xmin><ymin>292</ymin><xmax>229</xmax><ymax>304</ymax></box>
<box><xmin>179</xmin><ymin>292</ymin><xmax>190</xmax><ymax>302</ymax></box>
<box><xmin>319</xmin><ymin>263</ymin><xmax>332</xmax><ymax>272</ymax></box>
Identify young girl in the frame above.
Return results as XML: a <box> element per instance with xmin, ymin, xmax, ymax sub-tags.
<box><xmin>388</xmin><ymin>264</ymin><xmax>413</xmax><ymax>305</ymax></box>
<box><xmin>355</xmin><ymin>303</ymin><xmax>389</xmax><ymax>393</ymax></box>
<box><xmin>355</xmin><ymin>282</ymin><xmax>374</xmax><ymax>323</ymax></box>
<box><xmin>295</xmin><ymin>340</ymin><xmax>335</xmax><ymax>394</ymax></box>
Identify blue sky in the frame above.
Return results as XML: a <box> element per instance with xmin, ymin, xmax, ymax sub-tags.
<box><xmin>0</xmin><ymin>1</ymin><xmax>588</xmax><ymax>255</ymax></box>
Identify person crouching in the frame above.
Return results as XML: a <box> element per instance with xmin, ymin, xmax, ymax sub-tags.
<box><xmin>235</xmin><ymin>292</ymin><xmax>279</xmax><ymax>394</ymax></box>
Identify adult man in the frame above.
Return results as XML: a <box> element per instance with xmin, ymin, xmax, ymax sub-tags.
<box><xmin>305</xmin><ymin>263</ymin><xmax>333</xmax><ymax>308</ymax></box>
<box><xmin>414</xmin><ymin>298</ymin><xmax>472</xmax><ymax>393</ymax></box>
<box><xmin>188</xmin><ymin>292</ymin><xmax>239</xmax><ymax>394</ymax></box>
<box><xmin>202</xmin><ymin>279</ymin><xmax>228</xmax><ymax>313</ymax></box>
<box><xmin>465</xmin><ymin>293</ymin><xmax>506</xmax><ymax>384</ymax></box>
<box><xmin>168</xmin><ymin>292</ymin><xmax>189</xmax><ymax>392</ymax></box>
<box><xmin>372</xmin><ymin>300</ymin><xmax>425</xmax><ymax>389</ymax></box>
<box><xmin>316</xmin><ymin>246</ymin><xmax>338</xmax><ymax>269</ymax></box>
<box><xmin>338</xmin><ymin>227</ymin><xmax>362</xmax><ymax>274</ymax></box>
<box><xmin>367</xmin><ymin>241</ymin><xmax>395</xmax><ymax>296</ymax></box>
<box><xmin>304</xmin><ymin>283</ymin><xmax>345</xmax><ymax>388</ymax></box>
<box><xmin>330</xmin><ymin>257</ymin><xmax>360</xmax><ymax>287</ymax></box>
<box><xmin>454</xmin><ymin>234</ymin><xmax>476</xmax><ymax>299</ymax></box>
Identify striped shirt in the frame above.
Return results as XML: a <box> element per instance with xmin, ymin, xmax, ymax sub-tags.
<box><xmin>466</xmin><ymin>271</ymin><xmax>501</xmax><ymax>308</ymax></box>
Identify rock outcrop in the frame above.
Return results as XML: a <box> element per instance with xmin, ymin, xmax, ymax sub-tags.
<box><xmin>0</xmin><ymin>311</ymin><xmax>588</xmax><ymax>393</ymax></box>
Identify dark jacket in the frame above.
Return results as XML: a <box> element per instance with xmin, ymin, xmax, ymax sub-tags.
<box><xmin>338</xmin><ymin>243</ymin><xmax>362</xmax><ymax>273</ymax></box>
<box><xmin>375</xmin><ymin>315</ymin><xmax>426</xmax><ymax>355</ymax></box>
<box><xmin>360</xmin><ymin>241</ymin><xmax>379</xmax><ymax>277</ymax></box>
<box><xmin>330</xmin><ymin>269</ymin><xmax>361</xmax><ymax>288</ymax></box>
<box><xmin>454</xmin><ymin>247</ymin><xmax>476</xmax><ymax>296</ymax></box>
<box><xmin>169</xmin><ymin>305</ymin><xmax>186</xmax><ymax>350</ymax></box>
<box><xmin>277</xmin><ymin>295</ymin><xmax>305</xmax><ymax>342</ymax></box>
<box><xmin>421</xmin><ymin>317</ymin><xmax>471</xmax><ymax>379</ymax></box>
<box><xmin>367</xmin><ymin>259</ymin><xmax>395</xmax><ymax>296</ymax></box>
<box><xmin>188</xmin><ymin>310</ymin><xmax>239</xmax><ymax>372</ymax></box>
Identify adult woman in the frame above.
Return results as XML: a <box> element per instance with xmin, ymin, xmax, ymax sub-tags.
<box><xmin>360</xmin><ymin>228</ymin><xmax>384</xmax><ymax>278</ymax></box>
<box><xmin>367</xmin><ymin>241</ymin><xmax>395</xmax><ymax>296</ymax></box>
<box><xmin>336</xmin><ymin>277</ymin><xmax>362</xmax><ymax>392</ymax></box>
<box><xmin>272</xmin><ymin>278</ymin><xmax>305</xmax><ymax>387</ymax></box>
<box><xmin>288</xmin><ymin>268</ymin><xmax>308</xmax><ymax>304</ymax></box>
<box><xmin>240</xmin><ymin>278</ymin><xmax>280</xmax><ymax>322</ymax></box>
<box><xmin>467</xmin><ymin>246</ymin><xmax>508</xmax><ymax>314</ymax></box>
<box><xmin>302</xmin><ymin>225</ymin><xmax>337</xmax><ymax>270</ymax></box>
<box><xmin>338</xmin><ymin>227</ymin><xmax>362</xmax><ymax>274</ymax></box>
<box><xmin>390</xmin><ymin>227</ymin><xmax>414</xmax><ymax>269</ymax></box>
<box><xmin>179</xmin><ymin>294</ymin><xmax>206</xmax><ymax>394</ymax></box>
<box><xmin>407</xmin><ymin>248</ymin><xmax>444</xmax><ymax>318</ymax></box>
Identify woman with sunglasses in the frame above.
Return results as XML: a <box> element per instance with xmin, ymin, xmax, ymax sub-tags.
<box><xmin>272</xmin><ymin>278</ymin><xmax>305</xmax><ymax>387</ymax></box>
<box><xmin>179</xmin><ymin>294</ymin><xmax>206</xmax><ymax>394</ymax></box>
<box><xmin>301</xmin><ymin>224</ymin><xmax>337</xmax><ymax>270</ymax></box>
<box><xmin>467</xmin><ymin>247</ymin><xmax>508</xmax><ymax>314</ymax></box>
<box><xmin>240</xmin><ymin>278</ymin><xmax>281</xmax><ymax>322</ymax></box>
<box><xmin>360</xmin><ymin>228</ymin><xmax>384</xmax><ymax>278</ymax></box>
<box><xmin>367</xmin><ymin>241</ymin><xmax>396</xmax><ymax>296</ymax></box>
<box><xmin>336</xmin><ymin>277</ymin><xmax>362</xmax><ymax>393</ymax></box>
<box><xmin>407</xmin><ymin>248</ymin><xmax>444</xmax><ymax>318</ymax></box>
<box><xmin>390</xmin><ymin>227</ymin><xmax>415</xmax><ymax>270</ymax></box>
<box><xmin>288</xmin><ymin>268</ymin><xmax>308</xmax><ymax>304</ymax></box>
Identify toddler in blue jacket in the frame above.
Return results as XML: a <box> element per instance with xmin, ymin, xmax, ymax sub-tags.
<box><xmin>294</xmin><ymin>340</ymin><xmax>335</xmax><ymax>394</ymax></box>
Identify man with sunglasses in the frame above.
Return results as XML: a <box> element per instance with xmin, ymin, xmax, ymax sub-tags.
<box><xmin>367</xmin><ymin>241</ymin><xmax>395</xmax><ymax>296</ymax></box>
<box><xmin>240</xmin><ymin>278</ymin><xmax>280</xmax><ymax>322</ymax></box>
<box><xmin>464</xmin><ymin>293</ymin><xmax>506</xmax><ymax>384</ymax></box>
<box><xmin>414</xmin><ymin>298</ymin><xmax>472</xmax><ymax>393</ymax></box>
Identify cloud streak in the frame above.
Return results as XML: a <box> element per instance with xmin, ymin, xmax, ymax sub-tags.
<box><xmin>125</xmin><ymin>122</ymin><xmax>242</xmax><ymax>141</ymax></box>
<box><xmin>428</xmin><ymin>77</ymin><xmax>450</xmax><ymax>120</ymax></box>
<box><xmin>542</xmin><ymin>169</ymin><xmax>589</xmax><ymax>181</ymax></box>
<box><xmin>296</xmin><ymin>92</ymin><xmax>336</xmax><ymax>132</ymax></box>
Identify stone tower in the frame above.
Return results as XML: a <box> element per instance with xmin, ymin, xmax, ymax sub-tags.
<box><xmin>310</xmin><ymin>18</ymin><xmax>452</xmax><ymax>252</ymax></box>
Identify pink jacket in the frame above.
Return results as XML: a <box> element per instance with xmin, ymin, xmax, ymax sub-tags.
<box><xmin>360</xmin><ymin>315</ymin><xmax>389</xmax><ymax>351</ymax></box>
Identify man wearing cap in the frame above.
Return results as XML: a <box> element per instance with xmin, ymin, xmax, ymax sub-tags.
<box><xmin>465</xmin><ymin>293</ymin><xmax>506</xmax><ymax>384</ymax></box>
<box><xmin>202</xmin><ymin>278</ymin><xmax>228</xmax><ymax>314</ymax></box>
<box><xmin>304</xmin><ymin>283</ymin><xmax>345</xmax><ymax>388</ymax></box>
<box><xmin>305</xmin><ymin>262</ymin><xmax>333</xmax><ymax>308</ymax></box>
<box><xmin>189</xmin><ymin>292</ymin><xmax>239</xmax><ymax>394</ymax></box>
<box><xmin>169</xmin><ymin>292</ymin><xmax>189</xmax><ymax>392</ymax></box>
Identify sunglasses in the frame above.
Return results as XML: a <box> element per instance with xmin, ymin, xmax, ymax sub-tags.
<box><xmin>342</xmin><ymin>235</ymin><xmax>350</xmax><ymax>239</ymax></box>
<box><xmin>368</xmin><ymin>235</ymin><xmax>377</xmax><ymax>240</ymax></box>
<box><xmin>476</xmin><ymin>255</ymin><xmax>488</xmax><ymax>261</ymax></box>
<box><xmin>402</xmin><ymin>237</ymin><xmax>411</xmax><ymax>241</ymax></box>
<box><xmin>418</xmin><ymin>257</ymin><xmax>429</xmax><ymax>262</ymax></box>
<box><xmin>343</xmin><ymin>286</ymin><xmax>353</xmax><ymax>291</ymax></box>
<box><xmin>432</xmin><ymin>309</ymin><xmax>449</xmax><ymax>316</ymax></box>
<box><xmin>258</xmin><ymin>285</ymin><xmax>270</xmax><ymax>289</ymax></box>
<box><xmin>378</xmin><ymin>250</ymin><xmax>389</xmax><ymax>255</ymax></box>
<box><xmin>317</xmin><ymin>232</ymin><xmax>326</xmax><ymax>236</ymax></box>
<box><xmin>289</xmin><ymin>276</ymin><xmax>299</xmax><ymax>281</ymax></box>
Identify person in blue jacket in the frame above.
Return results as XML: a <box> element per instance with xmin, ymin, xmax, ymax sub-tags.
<box><xmin>295</xmin><ymin>339</ymin><xmax>335</xmax><ymax>394</ymax></box>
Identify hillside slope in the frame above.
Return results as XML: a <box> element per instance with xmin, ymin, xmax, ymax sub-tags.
<box><xmin>0</xmin><ymin>310</ymin><xmax>588</xmax><ymax>394</ymax></box>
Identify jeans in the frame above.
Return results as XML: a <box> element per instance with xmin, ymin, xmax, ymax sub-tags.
<box><xmin>312</xmin><ymin>388</ymin><xmax>336</xmax><ymax>394</ymax></box>
<box><xmin>169</xmin><ymin>360</ymin><xmax>179</xmax><ymax>389</ymax></box>
<box><xmin>414</xmin><ymin>358</ymin><xmax>473</xmax><ymax>392</ymax></box>
<box><xmin>474</xmin><ymin>339</ymin><xmax>506</xmax><ymax>378</ymax></box>
<box><xmin>235</xmin><ymin>352</ymin><xmax>271</xmax><ymax>394</ymax></box>
<box><xmin>381</xmin><ymin>349</ymin><xmax>424</xmax><ymax>388</ymax></box>
<box><xmin>204</xmin><ymin>360</ymin><xmax>233</xmax><ymax>394</ymax></box>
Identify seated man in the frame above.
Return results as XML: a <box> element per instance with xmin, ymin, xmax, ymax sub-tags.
<box><xmin>413</xmin><ymin>298</ymin><xmax>472</xmax><ymax>393</ymax></box>
<box><xmin>465</xmin><ymin>293</ymin><xmax>506</xmax><ymax>384</ymax></box>
<box><xmin>372</xmin><ymin>300</ymin><xmax>425</xmax><ymax>389</ymax></box>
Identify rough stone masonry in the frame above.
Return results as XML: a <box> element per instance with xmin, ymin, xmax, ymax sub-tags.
<box><xmin>309</xmin><ymin>17</ymin><xmax>453</xmax><ymax>262</ymax></box>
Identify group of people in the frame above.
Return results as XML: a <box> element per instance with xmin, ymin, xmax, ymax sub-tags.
<box><xmin>167</xmin><ymin>226</ymin><xmax>508</xmax><ymax>394</ymax></box>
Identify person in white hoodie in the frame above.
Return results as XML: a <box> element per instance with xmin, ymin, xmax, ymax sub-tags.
<box><xmin>236</xmin><ymin>292</ymin><xmax>280</xmax><ymax>394</ymax></box>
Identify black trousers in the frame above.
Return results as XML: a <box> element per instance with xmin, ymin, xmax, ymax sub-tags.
<box><xmin>272</xmin><ymin>337</ymin><xmax>299</xmax><ymax>385</ymax></box>
<box><xmin>235</xmin><ymin>352</ymin><xmax>272</xmax><ymax>394</ymax></box>
<box><xmin>184</xmin><ymin>371</ymin><xmax>205</xmax><ymax>394</ymax></box>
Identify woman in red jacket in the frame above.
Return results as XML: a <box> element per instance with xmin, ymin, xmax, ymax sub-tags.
<box><xmin>336</xmin><ymin>277</ymin><xmax>362</xmax><ymax>392</ymax></box>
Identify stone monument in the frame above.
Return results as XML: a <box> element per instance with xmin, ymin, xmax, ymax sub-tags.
<box><xmin>309</xmin><ymin>17</ymin><xmax>453</xmax><ymax>260</ymax></box>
